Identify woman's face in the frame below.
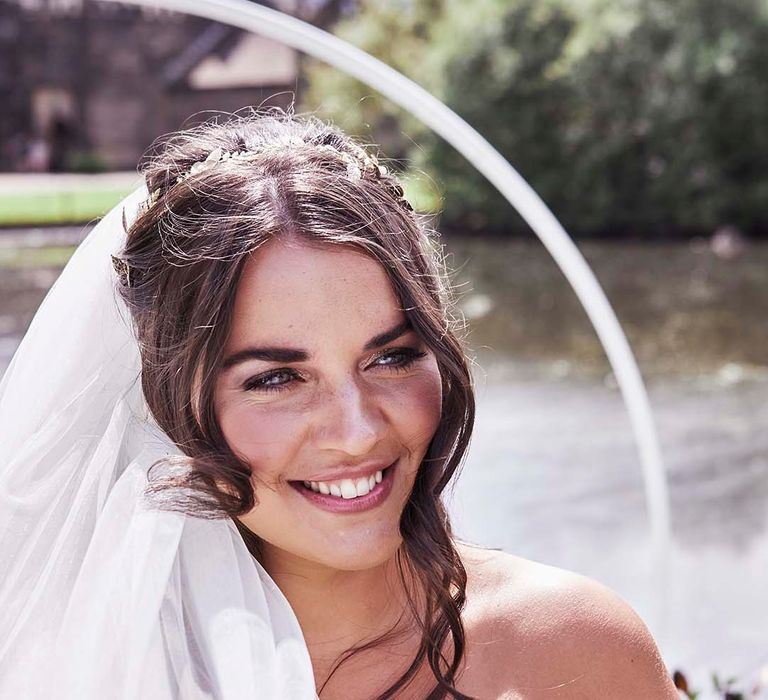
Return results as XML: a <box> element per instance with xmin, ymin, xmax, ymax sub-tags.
<box><xmin>214</xmin><ymin>238</ymin><xmax>443</xmax><ymax>572</ymax></box>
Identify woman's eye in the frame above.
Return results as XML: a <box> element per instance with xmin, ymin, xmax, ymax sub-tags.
<box><xmin>243</xmin><ymin>368</ymin><xmax>300</xmax><ymax>393</ymax></box>
<box><xmin>371</xmin><ymin>347</ymin><xmax>427</xmax><ymax>371</ymax></box>
<box><xmin>241</xmin><ymin>348</ymin><xmax>426</xmax><ymax>393</ymax></box>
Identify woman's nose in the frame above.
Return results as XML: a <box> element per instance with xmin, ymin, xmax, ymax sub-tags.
<box><xmin>312</xmin><ymin>379</ymin><xmax>385</xmax><ymax>457</ymax></box>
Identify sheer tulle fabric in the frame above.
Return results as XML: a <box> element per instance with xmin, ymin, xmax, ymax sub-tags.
<box><xmin>0</xmin><ymin>188</ymin><xmax>317</xmax><ymax>698</ymax></box>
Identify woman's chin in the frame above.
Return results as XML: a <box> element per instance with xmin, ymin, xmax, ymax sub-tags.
<box><xmin>297</xmin><ymin>536</ymin><xmax>402</xmax><ymax>573</ymax></box>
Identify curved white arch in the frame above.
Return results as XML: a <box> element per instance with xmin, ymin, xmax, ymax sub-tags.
<box><xmin>101</xmin><ymin>0</ymin><xmax>670</xmax><ymax>608</ymax></box>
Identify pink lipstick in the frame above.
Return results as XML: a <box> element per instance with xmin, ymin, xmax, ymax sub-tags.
<box><xmin>289</xmin><ymin>460</ymin><xmax>397</xmax><ymax>514</ymax></box>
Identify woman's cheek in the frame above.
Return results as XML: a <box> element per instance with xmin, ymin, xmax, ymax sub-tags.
<box><xmin>387</xmin><ymin>365</ymin><xmax>443</xmax><ymax>447</ymax></box>
<box><xmin>219</xmin><ymin>398</ymin><xmax>304</xmax><ymax>470</ymax></box>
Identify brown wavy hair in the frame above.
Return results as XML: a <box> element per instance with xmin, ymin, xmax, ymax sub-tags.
<box><xmin>116</xmin><ymin>108</ymin><xmax>476</xmax><ymax>700</ymax></box>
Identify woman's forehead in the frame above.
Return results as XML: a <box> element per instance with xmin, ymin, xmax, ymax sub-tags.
<box><xmin>228</xmin><ymin>239</ymin><xmax>405</xmax><ymax>346</ymax></box>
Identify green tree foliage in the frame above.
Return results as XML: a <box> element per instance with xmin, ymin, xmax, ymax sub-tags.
<box><xmin>301</xmin><ymin>0</ymin><xmax>768</xmax><ymax>235</ymax></box>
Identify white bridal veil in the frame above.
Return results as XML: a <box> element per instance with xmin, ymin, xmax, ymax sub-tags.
<box><xmin>0</xmin><ymin>187</ymin><xmax>317</xmax><ymax>698</ymax></box>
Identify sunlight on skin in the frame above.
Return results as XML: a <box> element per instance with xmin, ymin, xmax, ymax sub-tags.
<box><xmin>213</xmin><ymin>239</ymin><xmax>441</xmax><ymax>660</ymax></box>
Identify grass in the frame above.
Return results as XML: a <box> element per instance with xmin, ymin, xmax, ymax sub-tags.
<box><xmin>0</xmin><ymin>246</ymin><xmax>76</xmax><ymax>268</ymax></box>
<box><xmin>0</xmin><ymin>189</ymin><xmax>132</xmax><ymax>227</ymax></box>
<box><xmin>0</xmin><ymin>168</ymin><xmax>437</xmax><ymax>228</ymax></box>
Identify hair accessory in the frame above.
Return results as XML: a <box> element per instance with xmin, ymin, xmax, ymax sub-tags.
<box><xmin>146</xmin><ymin>140</ymin><xmax>396</xmax><ymax>206</ymax></box>
<box><xmin>124</xmin><ymin>142</ymin><xmax>413</xmax><ymax>283</ymax></box>
<box><xmin>110</xmin><ymin>254</ymin><xmax>130</xmax><ymax>288</ymax></box>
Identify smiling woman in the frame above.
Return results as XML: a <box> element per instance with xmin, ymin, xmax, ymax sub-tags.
<box><xmin>216</xmin><ymin>242</ymin><xmax>444</xmax><ymax>573</ymax></box>
<box><xmin>0</xmin><ymin>108</ymin><xmax>678</xmax><ymax>699</ymax></box>
<box><xmin>217</xmin><ymin>240</ymin><xmax>443</xmax><ymax>559</ymax></box>
<box><xmin>118</xmin><ymin>109</ymin><xmax>475</xmax><ymax>698</ymax></box>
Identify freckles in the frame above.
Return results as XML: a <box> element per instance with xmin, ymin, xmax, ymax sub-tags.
<box><xmin>220</xmin><ymin>400</ymin><xmax>304</xmax><ymax>464</ymax></box>
<box><xmin>389</xmin><ymin>371</ymin><xmax>443</xmax><ymax>443</ymax></box>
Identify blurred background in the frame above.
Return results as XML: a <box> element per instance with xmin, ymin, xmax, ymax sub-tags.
<box><xmin>1</xmin><ymin>0</ymin><xmax>766</xmax><ymax>696</ymax></box>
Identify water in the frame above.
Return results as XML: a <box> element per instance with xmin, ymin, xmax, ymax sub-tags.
<box><xmin>2</xmin><ymin>229</ymin><xmax>766</xmax><ymax>697</ymax></box>
<box><xmin>452</xmin><ymin>369</ymin><xmax>768</xmax><ymax>695</ymax></box>
<box><xmin>444</xmin><ymin>237</ymin><xmax>768</xmax><ymax>696</ymax></box>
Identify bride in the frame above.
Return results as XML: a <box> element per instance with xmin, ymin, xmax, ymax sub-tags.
<box><xmin>0</xmin><ymin>109</ymin><xmax>678</xmax><ymax>699</ymax></box>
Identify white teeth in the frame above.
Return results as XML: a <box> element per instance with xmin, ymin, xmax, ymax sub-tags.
<box><xmin>340</xmin><ymin>479</ymin><xmax>357</xmax><ymax>499</ymax></box>
<box><xmin>302</xmin><ymin>467</ymin><xmax>388</xmax><ymax>498</ymax></box>
<box><xmin>355</xmin><ymin>477</ymin><xmax>370</xmax><ymax>497</ymax></box>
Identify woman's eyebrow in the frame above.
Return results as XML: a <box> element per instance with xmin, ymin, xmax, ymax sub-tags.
<box><xmin>223</xmin><ymin>347</ymin><xmax>307</xmax><ymax>369</ymax></box>
<box><xmin>222</xmin><ymin>320</ymin><xmax>413</xmax><ymax>371</ymax></box>
<box><xmin>363</xmin><ymin>320</ymin><xmax>412</xmax><ymax>350</ymax></box>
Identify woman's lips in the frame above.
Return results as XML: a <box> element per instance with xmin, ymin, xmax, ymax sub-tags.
<box><xmin>289</xmin><ymin>460</ymin><xmax>397</xmax><ymax>514</ymax></box>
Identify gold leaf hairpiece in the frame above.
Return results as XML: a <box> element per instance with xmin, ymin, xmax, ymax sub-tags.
<box><xmin>140</xmin><ymin>140</ymin><xmax>410</xmax><ymax>223</ymax></box>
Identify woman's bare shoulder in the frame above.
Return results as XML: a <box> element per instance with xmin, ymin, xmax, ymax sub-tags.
<box><xmin>454</xmin><ymin>542</ymin><xmax>678</xmax><ymax>699</ymax></box>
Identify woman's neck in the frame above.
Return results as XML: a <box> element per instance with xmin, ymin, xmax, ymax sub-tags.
<box><xmin>260</xmin><ymin>544</ymin><xmax>439</xmax><ymax>698</ymax></box>
<box><xmin>263</xmin><ymin>545</ymin><xmax>413</xmax><ymax>650</ymax></box>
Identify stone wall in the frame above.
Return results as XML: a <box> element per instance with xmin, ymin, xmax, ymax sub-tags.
<box><xmin>0</xmin><ymin>0</ymin><xmax>297</xmax><ymax>171</ymax></box>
